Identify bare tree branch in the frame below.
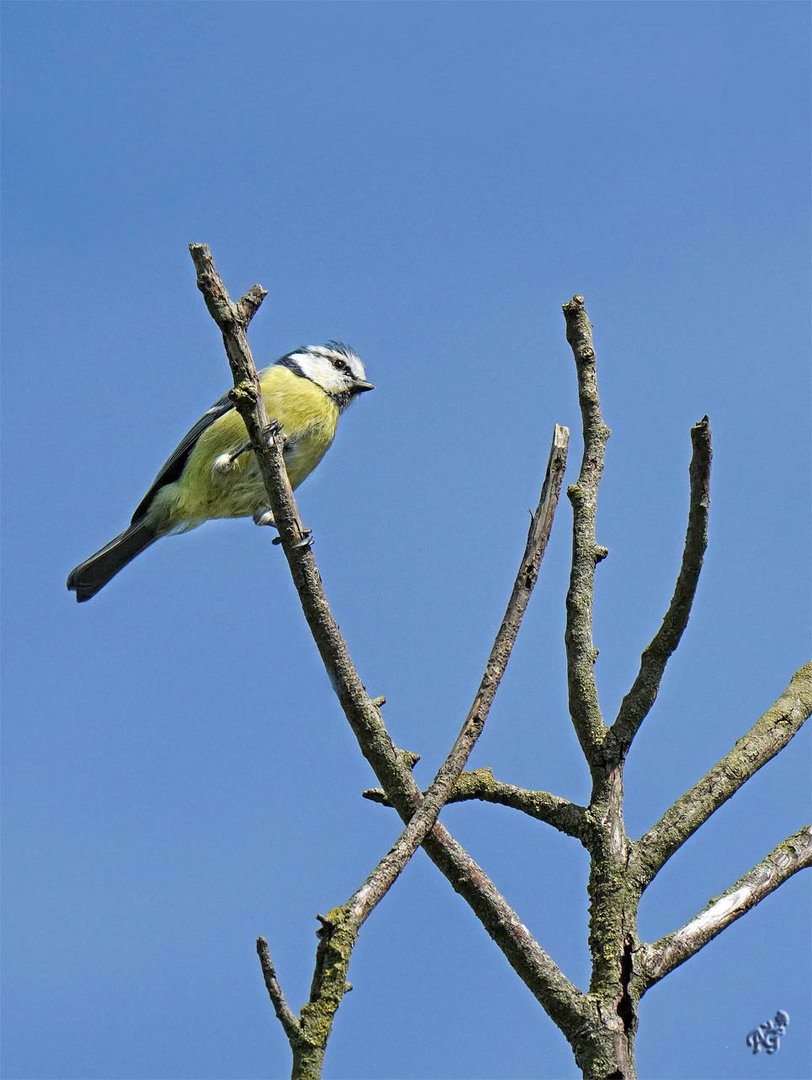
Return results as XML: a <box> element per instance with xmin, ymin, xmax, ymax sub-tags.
<box><xmin>256</xmin><ymin>937</ymin><xmax>302</xmax><ymax>1047</ymax></box>
<box><xmin>280</xmin><ymin>416</ymin><xmax>582</xmax><ymax>1046</ymax></box>
<box><xmin>189</xmin><ymin>244</ymin><xmax>409</xmax><ymax>790</ymax></box>
<box><xmin>609</xmin><ymin>417</ymin><xmax>711</xmax><ymax>759</ymax></box>
<box><xmin>632</xmin><ymin>662</ymin><xmax>812</xmax><ymax>889</ymax></box>
<box><xmin>637</xmin><ymin>826</ymin><xmax>812</xmax><ymax>992</ymax></box>
<box><xmin>423</xmin><ymin>823</ymin><xmax>588</xmax><ymax>1030</ymax></box>
<box><xmin>364</xmin><ymin>767</ymin><xmax>589</xmax><ymax>842</ymax></box>
<box><xmin>413</xmin><ymin>423</ymin><xmax>570</xmax><ymax>826</ymax></box>
<box><xmin>188</xmin><ymin>245</ymin><xmax>589</xmax><ymax>1065</ymax></box>
<box><xmin>190</xmin><ymin>244</ymin><xmax>268</xmax><ymax>402</ymax></box>
<box><xmin>342</xmin><ymin>422</ymin><xmax>570</xmax><ymax>926</ymax></box>
<box><xmin>562</xmin><ymin>296</ymin><xmax>611</xmax><ymax>775</ymax></box>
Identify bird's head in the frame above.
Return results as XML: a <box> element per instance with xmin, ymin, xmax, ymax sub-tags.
<box><xmin>280</xmin><ymin>342</ymin><xmax>374</xmax><ymax>411</ymax></box>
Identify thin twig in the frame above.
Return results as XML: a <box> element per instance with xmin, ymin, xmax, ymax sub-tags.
<box><xmin>364</xmin><ymin>766</ymin><xmax>589</xmax><ymax>843</ymax></box>
<box><xmin>609</xmin><ymin>418</ymin><xmax>712</xmax><ymax>759</ymax></box>
<box><xmin>190</xmin><ymin>245</ymin><xmax>268</xmax><ymax>404</ymax></box>
<box><xmin>636</xmin><ymin>826</ymin><xmax>812</xmax><ymax>992</ymax></box>
<box><xmin>345</xmin><ymin>423</ymin><xmax>569</xmax><ymax>924</ymax></box>
<box><xmin>256</xmin><ymin>937</ymin><xmax>302</xmax><ymax>1046</ymax></box>
<box><xmin>562</xmin><ymin>296</ymin><xmax>611</xmax><ymax>775</ymax></box>
<box><xmin>631</xmin><ymin>662</ymin><xmax>812</xmax><ymax>889</ymax></box>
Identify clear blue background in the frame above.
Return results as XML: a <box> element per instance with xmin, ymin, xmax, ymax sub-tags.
<box><xmin>2</xmin><ymin>3</ymin><xmax>810</xmax><ymax>1078</ymax></box>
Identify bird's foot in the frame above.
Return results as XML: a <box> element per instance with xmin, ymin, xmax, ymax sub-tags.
<box><xmin>263</xmin><ymin>419</ymin><xmax>284</xmax><ymax>444</ymax></box>
<box><xmin>272</xmin><ymin>528</ymin><xmax>314</xmax><ymax>549</ymax></box>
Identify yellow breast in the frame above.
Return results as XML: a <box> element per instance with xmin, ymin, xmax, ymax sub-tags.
<box><xmin>258</xmin><ymin>364</ymin><xmax>340</xmax><ymax>487</ymax></box>
<box><xmin>151</xmin><ymin>365</ymin><xmax>340</xmax><ymax>529</ymax></box>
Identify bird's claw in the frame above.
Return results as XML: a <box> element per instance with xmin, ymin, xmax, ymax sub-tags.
<box><xmin>271</xmin><ymin>528</ymin><xmax>314</xmax><ymax>549</ymax></box>
<box><xmin>264</xmin><ymin>419</ymin><xmax>284</xmax><ymax>443</ymax></box>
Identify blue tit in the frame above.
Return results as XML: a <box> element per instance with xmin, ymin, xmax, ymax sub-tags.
<box><xmin>67</xmin><ymin>342</ymin><xmax>373</xmax><ymax>602</ymax></box>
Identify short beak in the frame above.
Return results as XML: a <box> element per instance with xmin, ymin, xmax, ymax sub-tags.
<box><xmin>353</xmin><ymin>380</ymin><xmax>375</xmax><ymax>393</ymax></box>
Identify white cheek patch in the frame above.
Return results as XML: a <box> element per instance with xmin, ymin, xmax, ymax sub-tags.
<box><xmin>294</xmin><ymin>354</ymin><xmax>347</xmax><ymax>394</ymax></box>
<box><xmin>286</xmin><ymin>344</ymin><xmax>368</xmax><ymax>397</ymax></box>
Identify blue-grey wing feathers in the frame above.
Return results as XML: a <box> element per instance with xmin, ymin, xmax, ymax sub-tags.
<box><xmin>130</xmin><ymin>393</ymin><xmax>234</xmax><ymax>523</ymax></box>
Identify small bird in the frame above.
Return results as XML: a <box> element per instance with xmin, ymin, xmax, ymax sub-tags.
<box><xmin>67</xmin><ymin>342</ymin><xmax>374</xmax><ymax>602</ymax></box>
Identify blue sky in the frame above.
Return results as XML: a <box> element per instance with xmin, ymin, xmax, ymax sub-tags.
<box><xmin>2</xmin><ymin>3</ymin><xmax>810</xmax><ymax>1078</ymax></box>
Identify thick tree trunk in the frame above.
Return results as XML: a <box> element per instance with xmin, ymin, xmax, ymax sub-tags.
<box><xmin>574</xmin><ymin>1025</ymin><xmax>637</xmax><ymax>1080</ymax></box>
<box><xmin>572</xmin><ymin>763</ymin><xmax>641</xmax><ymax>1080</ymax></box>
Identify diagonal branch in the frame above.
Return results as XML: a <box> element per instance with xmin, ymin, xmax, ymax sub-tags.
<box><xmin>609</xmin><ymin>417</ymin><xmax>712</xmax><ymax>760</ymax></box>
<box><xmin>364</xmin><ymin>767</ymin><xmax>590</xmax><ymax>843</ymax></box>
<box><xmin>275</xmin><ymin>411</ymin><xmax>582</xmax><ymax>1037</ymax></box>
<box><xmin>632</xmin><ymin>662</ymin><xmax>812</xmax><ymax>889</ymax></box>
<box><xmin>290</xmin><ymin>415</ymin><xmax>576</xmax><ymax>1068</ymax></box>
<box><xmin>422</xmin><ymin>821</ymin><xmax>587</xmax><ymax>1031</ymax></box>
<box><xmin>637</xmin><ymin>826</ymin><xmax>812</xmax><ymax>993</ymax></box>
<box><xmin>419</xmin><ymin>423</ymin><xmax>569</xmax><ymax>819</ymax></box>
<box><xmin>189</xmin><ymin>245</ymin><xmax>589</xmax><ymax>1064</ymax></box>
<box><xmin>562</xmin><ymin>296</ymin><xmax>611</xmax><ymax>776</ymax></box>
<box><xmin>337</xmin><ymin>422</ymin><xmax>570</xmax><ymax>922</ymax></box>
<box><xmin>256</xmin><ymin>937</ymin><xmax>302</xmax><ymax>1047</ymax></box>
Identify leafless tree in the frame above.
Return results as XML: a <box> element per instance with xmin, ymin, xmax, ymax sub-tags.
<box><xmin>189</xmin><ymin>244</ymin><xmax>811</xmax><ymax>1080</ymax></box>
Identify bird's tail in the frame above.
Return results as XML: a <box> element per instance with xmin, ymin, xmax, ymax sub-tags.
<box><xmin>67</xmin><ymin>520</ymin><xmax>159</xmax><ymax>602</ymax></box>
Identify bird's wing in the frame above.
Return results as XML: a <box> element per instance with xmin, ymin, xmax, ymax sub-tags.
<box><xmin>130</xmin><ymin>392</ymin><xmax>235</xmax><ymax>523</ymax></box>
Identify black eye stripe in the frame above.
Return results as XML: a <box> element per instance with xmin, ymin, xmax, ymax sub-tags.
<box><xmin>278</xmin><ymin>345</ymin><xmax>364</xmax><ymax>386</ymax></box>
